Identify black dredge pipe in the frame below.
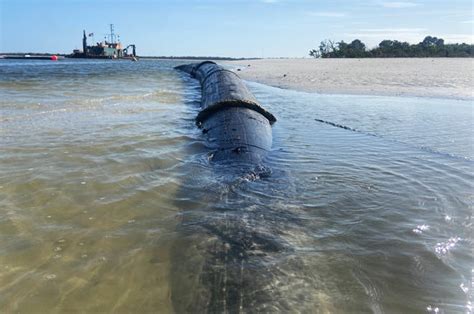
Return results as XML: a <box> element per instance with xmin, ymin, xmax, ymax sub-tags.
<box><xmin>175</xmin><ymin>61</ymin><xmax>276</xmax><ymax>164</ymax></box>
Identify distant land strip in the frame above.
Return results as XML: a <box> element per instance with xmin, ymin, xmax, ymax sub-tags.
<box><xmin>0</xmin><ymin>52</ymin><xmax>261</xmax><ymax>61</ymax></box>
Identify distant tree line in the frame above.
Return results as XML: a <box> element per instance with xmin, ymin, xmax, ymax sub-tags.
<box><xmin>309</xmin><ymin>36</ymin><xmax>474</xmax><ymax>58</ymax></box>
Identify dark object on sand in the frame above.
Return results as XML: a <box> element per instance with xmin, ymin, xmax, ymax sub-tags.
<box><xmin>175</xmin><ymin>61</ymin><xmax>276</xmax><ymax>164</ymax></box>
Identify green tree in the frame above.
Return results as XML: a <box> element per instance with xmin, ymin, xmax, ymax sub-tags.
<box><xmin>347</xmin><ymin>39</ymin><xmax>367</xmax><ymax>58</ymax></box>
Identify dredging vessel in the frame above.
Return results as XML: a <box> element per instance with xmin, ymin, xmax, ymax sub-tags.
<box><xmin>68</xmin><ymin>24</ymin><xmax>137</xmax><ymax>60</ymax></box>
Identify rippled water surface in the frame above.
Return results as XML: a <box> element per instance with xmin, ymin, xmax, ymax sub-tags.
<box><xmin>0</xmin><ymin>59</ymin><xmax>472</xmax><ymax>313</ymax></box>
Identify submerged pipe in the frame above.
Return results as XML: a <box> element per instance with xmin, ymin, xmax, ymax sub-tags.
<box><xmin>175</xmin><ymin>61</ymin><xmax>276</xmax><ymax>164</ymax></box>
<box><xmin>172</xmin><ymin>62</ymin><xmax>325</xmax><ymax>312</ymax></box>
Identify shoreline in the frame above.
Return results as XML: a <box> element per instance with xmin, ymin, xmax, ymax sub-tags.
<box><xmin>244</xmin><ymin>80</ymin><xmax>473</xmax><ymax>102</ymax></box>
<box><xmin>227</xmin><ymin>58</ymin><xmax>474</xmax><ymax>100</ymax></box>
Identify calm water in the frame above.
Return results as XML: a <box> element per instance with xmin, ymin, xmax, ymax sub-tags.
<box><xmin>0</xmin><ymin>59</ymin><xmax>472</xmax><ymax>313</ymax></box>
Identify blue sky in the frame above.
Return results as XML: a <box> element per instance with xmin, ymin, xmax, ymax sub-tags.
<box><xmin>1</xmin><ymin>0</ymin><xmax>472</xmax><ymax>57</ymax></box>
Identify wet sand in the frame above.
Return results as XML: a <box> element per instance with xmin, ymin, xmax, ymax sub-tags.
<box><xmin>227</xmin><ymin>58</ymin><xmax>474</xmax><ymax>100</ymax></box>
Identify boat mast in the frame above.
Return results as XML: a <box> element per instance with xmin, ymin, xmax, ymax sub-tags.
<box><xmin>82</xmin><ymin>30</ymin><xmax>87</xmax><ymax>54</ymax></box>
<box><xmin>109</xmin><ymin>24</ymin><xmax>115</xmax><ymax>44</ymax></box>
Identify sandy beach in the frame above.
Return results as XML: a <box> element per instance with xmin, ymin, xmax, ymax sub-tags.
<box><xmin>228</xmin><ymin>58</ymin><xmax>474</xmax><ymax>100</ymax></box>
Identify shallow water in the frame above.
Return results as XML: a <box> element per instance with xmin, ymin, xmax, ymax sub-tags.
<box><xmin>0</xmin><ymin>59</ymin><xmax>472</xmax><ymax>313</ymax></box>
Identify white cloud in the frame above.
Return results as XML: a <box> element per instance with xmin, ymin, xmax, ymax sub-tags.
<box><xmin>439</xmin><ymin>34</ymin><xmax>474</xmax><ymax>44</ymax></box>
<box><xmin>344</xmin><ymin>28</ymin><xmax>428</xmax><ymax>46</ymax></box>
<box><xmin>461</xmin><ymin>20</ymin><xmax>474</xmax><ymax>24</ymax></box>
<box><xmin>357</xmin><ymin>28</ymin><xmax>427</xmax><ymax>33</ymax></box>
<box><xmin>307</xmin><ymin>11</ymin><xmax>347</xmax><ymax>18</ymax></box>
<box><xmin>380</xmin><ymin>1</ymin><xmax>419</xmax><ymax>8</ymax></box>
